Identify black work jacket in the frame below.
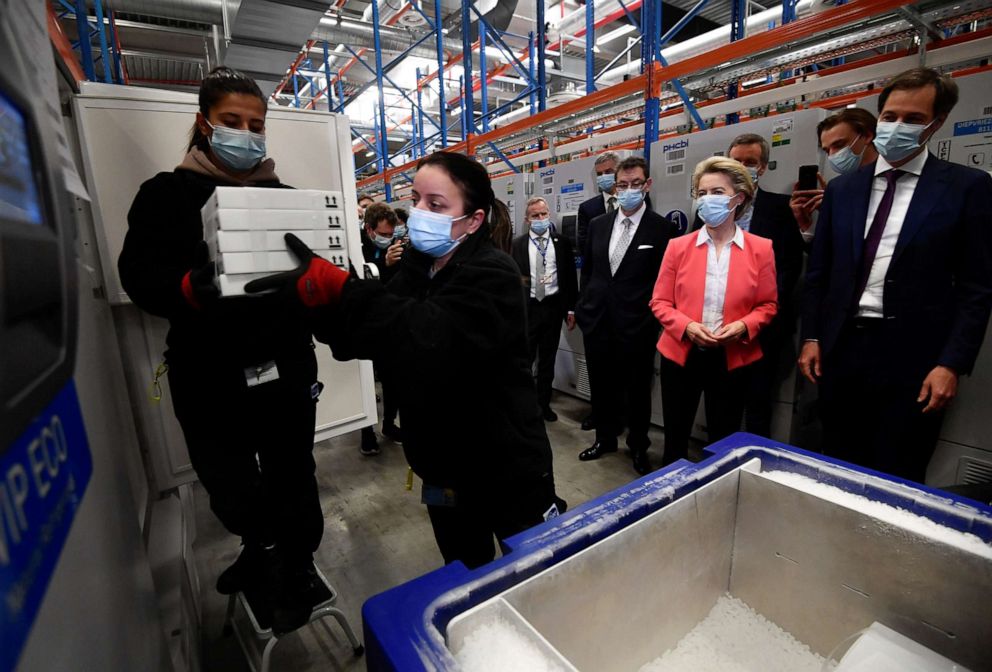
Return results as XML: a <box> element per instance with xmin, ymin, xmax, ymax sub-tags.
<box><xmin>118</xmin><ymin>169</ymin><xmax>313</xmax><ymax>370</ymax></box>
<box><xmin>319</xmin><ymin>227</ymin><xmax>554</xmax><ymax>495</ymax></box>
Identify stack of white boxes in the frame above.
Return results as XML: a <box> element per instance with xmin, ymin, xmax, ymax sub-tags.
<box><xmin>202</xmin><ymin>187</ymin><xmax>351</xmax><ymax>296</ymax></box>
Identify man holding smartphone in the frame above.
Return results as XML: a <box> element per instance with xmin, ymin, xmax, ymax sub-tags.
<box><xmin>791</xmin><ymin>108</ymin><xmax>879</xmax><ymax>243</ymax></box>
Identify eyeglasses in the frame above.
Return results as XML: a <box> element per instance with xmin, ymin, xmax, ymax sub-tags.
<box><xmin>615</xmin><ymin>181</ymin><xmax>645</xmax><ymax>190</ymax></box>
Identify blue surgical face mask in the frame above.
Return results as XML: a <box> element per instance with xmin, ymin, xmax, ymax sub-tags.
<box><xmin>372</xmin><ymin>233</ymin><xmax>393</xmax><ymax>249</ymax></box>
<box><xmin>617</xmin><ymin>187</ymin><xmax>645</xmax><ymax>212</ymax></box>
<box><xmin>206</xmin><ymin>121</ymin><xmax>266</xmax><ymax>171</ymax></box>
<box><xmin>697</xmin><ymin>194</ymin><xmax>738</xmax><ymax>227</ymax></box>
<box><xmin>828</xmin><ymin>136</ymin><xmax>866</xmax><ymax>175</ymax></box>
<box><xmin>596</xmin><ymin>173</ymin><xmax>616</xmax><ymax>192</ymax></box>
<box><xmin>530</xmin><ymin>218</ymin><xmax>551</xmax><ymax>235</ymax></box>
<box><xmin>873</xmin><ymin>120</ymin><xmax>935</xmax><ymax>163</ymax></box>
<box><xmin>393</xmin><ymin>224</ymin><xmax>408</xmax><ymax>239</ymax></box>
<box><xmin>407</xmin><ymin>208</ymin><xmax>470</xmax><ymax>258</ymax></box>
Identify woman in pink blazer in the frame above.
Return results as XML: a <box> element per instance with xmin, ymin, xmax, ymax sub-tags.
<box><xmin>649</xmin><ymin>157</ymin><xmax>777</xmax><ymax>466</ymax></box>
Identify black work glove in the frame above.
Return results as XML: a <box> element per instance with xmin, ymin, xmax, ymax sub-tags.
<box><xmin>181</xmin><ymin>241</ymin><xmax>219</xmax><ymax>309</ymax></box>
<box><xmin>244</xmin><ymin>233</ymin><xmax>349</xmax><ymax>307</ymax></box>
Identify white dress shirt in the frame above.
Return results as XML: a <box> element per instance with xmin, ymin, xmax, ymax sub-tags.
<box><xmin>857</xmin><ymin>150</ymin><xmax>929</xmax><ymax>317</ymax></box>
<box><xmin>608</xmin><ymin>201</ymin><xmax>646</xmax><ymax>259</ymax></box>
<box><xmin>697</xmin><ymin>224</ymin><xmax>745</xmax><ymax>331</ymax></box>
<box><xmin>528</xmin><ymin>230</ymin><xmax>559</xmax><ymax>299</ymax></box>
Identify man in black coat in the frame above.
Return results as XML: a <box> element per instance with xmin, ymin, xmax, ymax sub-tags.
<box><xmin>690</xmin><ymin>133</ymin><xmax>805</xmax><ymax>438</ymax></box>
<box><xmin>575</xmin><ymin>156</ymin><xmax>677</xmax><ymax>475</ymax></box>
<box><xmin>576</xmin><ymin>151</ymin><xmax>621</xmax><ymax>254</ymax></box>
<box><xmin>510</xmin><ymin>197</ymin><xmax>579</xmax><ymax>421</ymax></box>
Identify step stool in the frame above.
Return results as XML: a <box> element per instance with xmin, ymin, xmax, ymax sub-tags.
<box><xmin>223</xmin><ymin>565</ymin><xmax>363</xmax><ymax>672</ymax></box>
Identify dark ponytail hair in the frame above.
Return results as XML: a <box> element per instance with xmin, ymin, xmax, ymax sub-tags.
<box><xmin>187</xmin><ymin>66</ymin><xmax>267</xmax><ymax>152</ymax></box>
<box><xmin>416</xmin><ymin>152</ymin><xmax>495</xmax><ymax>218</ymax></box>
<box><xmin>489</xmin><ymin>199</ymin><xmax>512</xmax><ymax>253</ymax></box>
<box><xmin>416</xmin><ymin>151</ymin><xmax>511</xmax><ymax>247</ymax></box>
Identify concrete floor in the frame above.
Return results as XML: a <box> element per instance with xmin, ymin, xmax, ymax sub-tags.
<box><xmin>192</xmin><ymin>391</ymin><xmax>697</xmax><ymax>671</ymax></box>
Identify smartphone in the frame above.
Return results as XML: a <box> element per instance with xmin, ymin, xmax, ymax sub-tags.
<box><xmin>798</xmin><ymin>164</ymin><xmax>819</xmax><ymax>191</ymax></box>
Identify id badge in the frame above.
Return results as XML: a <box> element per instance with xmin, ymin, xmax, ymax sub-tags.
<box><xmin>542</xmin><ymin>502</ymin><xmax>560</xmax><ymax>522</ymax></box>
<box><xmin>245</xmin><ymin>361</ymin><xmax>279</xmax><ymax>387</ymax></box>
<box><xmin>421</xmin><ymin>484</ymin><xmax>457</xmax><ymax>507</ymax></box>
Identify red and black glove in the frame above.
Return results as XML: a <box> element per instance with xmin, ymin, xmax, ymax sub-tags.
<box><xmin>181</xmin><ymin>241</ymin><xmax>219</xmax><ymax>309</ymax></box>
<box><xmin>244</xmin><ymin>233</ymin><xmax>349</xmax><ymax>307</ymax></box>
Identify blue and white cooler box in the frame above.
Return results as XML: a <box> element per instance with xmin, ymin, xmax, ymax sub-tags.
<box><xmin>363</xmin><ymin>434</ymin><xmax>992</xmax><ymax>672</ymax></box>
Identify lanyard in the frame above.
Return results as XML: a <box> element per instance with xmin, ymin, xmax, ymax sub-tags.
<box><xmin>529</xmin><ymin>235</ymin><xmax>551</xmax><ymax>262</ymax></box>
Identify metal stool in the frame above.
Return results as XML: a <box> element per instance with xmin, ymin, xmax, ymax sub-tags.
<box><xmin>223</xmin><ymin>565</ymin><xmax>364</xmax><ymax>672</ymax></box>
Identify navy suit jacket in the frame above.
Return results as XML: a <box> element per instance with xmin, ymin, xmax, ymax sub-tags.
<box><xmin>576</xmin><ymin>193</ymin><xmax>609</xmax><ymax>254</ymax></box>
<box><xmin>801</xmin><ymin>154</ymin><xmax>992</xmax><ymax>380</ymax></box>
<box><xmin>576</xmin><ymin>207</ymin><xmax>677</xmax><ymax>342</ymax></box>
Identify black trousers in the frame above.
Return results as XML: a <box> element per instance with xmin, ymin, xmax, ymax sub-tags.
<box><xmin>585</xmin><ymin>325</ymin><xmax>657</xmax><ymax>451</ymax></box>
<box><xmin>659</xmin><ymin>348</ymin><xmax>749</xmax><ymax>466</ymax></box>
<box><xmin>742</xmin><ymin>323</ymin><xmax>794</xmax><ymax>438</ymax></box>
<box><xmin>527</xmin><ymin>294</ymin><xmax>565</xmax><ymax>410</ymax></box>
<box><xmin>379</xmin><ymin>367</ymin><xmax>399</xmax><ymax>426</ymax></box>
<box><xmin>819</xmin><ymin>319</ymin><xmax>944</xmax><ymax>483</ymax></box>
<box><xmin>425</xmin><ymin>475</ymin><xmax>560</xmax><ymax>569</ymax></box>
<box><xmin>168</xmin><ymin>351</ymin><xmax>323</xmax><ymax>561</ymax></box>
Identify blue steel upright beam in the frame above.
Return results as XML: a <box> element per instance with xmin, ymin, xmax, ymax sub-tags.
<box><xmin>536</xmin><ymin>0</ymin><xmax>547</xmax><ymax>111</ymax></box>
<box><xmin>371</xmin><ymin>0</ymin><xmax>391</xmax><ymax>200</ymax></box>
<box><xmin>73</xmin><ymin>0</ymin><xmax>96</xmax><ymax>80</ymax></box>
<box><xmin>92</xmin><ymin>0</ymin><xmax>113</xmax><ymax>83</ymax></box>
<box><xmin>479</xmin><ymin>20</ymin><xmax>489</xmax><ymax>133</ymax></box>
<box><xmin>461</xmin><ymin>0</ymin><xmax>476</xmax><ymax>146</ymax></box>
<box><xmin>586</xmin><ymin>0</ymin><xmax>596</xmax><ymax>94</ymax></box>
<box><xmin>323</xmin><ymin>42</ymin><xmax>333</xmax><ymax>111</ymax></box>
<box><xmin>336</xmin><ymin>73</ymin><xmax>345</xmax><ymax>114</ymax></box>
<box><xmin>782</xmin><ymin>0</ymin><xmax>798</xmax><ymax>23</ymax></box>
<box><xmin>435</xmin><ymin>0</ymin><xmax>448</xmax><ymax>147</ymax></box>
<box><xmin>642</xmin><ymin>0</ymin><xmax>660</xmax><ymax>167</ymax></box>
<box><xmin>529</xmin><ymin>32</ymin><xmax>537</xmax><ymax>116</ymax></box>
<box><xmin>415</xmin><ymin>67</ymin><xmax>425</xmax><ymax>157</ymax></box>
<box><xmin>726</xmin><ymin>0</ymin><xmax>747</xmax><ymax>125</ymax></box>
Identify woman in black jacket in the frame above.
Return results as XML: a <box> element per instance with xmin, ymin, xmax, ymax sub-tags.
<box><xmin>117</xmin><ymin>67</ymin><xmax>321</xmax><ymax>633</ymax></box>
<box><xmin>248</xmin><ymin>152</ymin><xmax>565</xmax><ymax>569</ymax></box>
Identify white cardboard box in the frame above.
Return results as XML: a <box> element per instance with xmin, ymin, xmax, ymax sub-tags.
<box><xmin>203</xmin><ymin>208</ymin><xmax>346</xmax><ymax>232</ymax></box>
<box><xmin>216</xmin><ymin>273</ymin><xmax>270</xmax><ymax>297</ymax></box>
<box><xmin>216</xmin><ymin>250</ymin><xmax>349</xmax><ymax>275</ymax></box>
<box><xmin>209</xmin><ymin>229</ymin><xmax>345</xmax><ymax>252</ymax></box>
<box><xmin>202</xmin><ymin>187</ymin><xmax>344</xmax><ymax>216</ymax></box>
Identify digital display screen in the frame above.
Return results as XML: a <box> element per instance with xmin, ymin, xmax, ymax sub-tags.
<box><xmin>0</xmin><ymin>90</ymin><xmax>43</xmax><ymax>226</ymax></box>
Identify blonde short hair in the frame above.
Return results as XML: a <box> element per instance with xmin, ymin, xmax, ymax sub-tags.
<box><xmin>525</xmin><ymin>196</ymin><xmax>549</xmax><ymax>216</ymax></box>
<box><xmin>691</xmin><ymin>157</ymin><xmax>755</xmax><ymax>219</ymax></box>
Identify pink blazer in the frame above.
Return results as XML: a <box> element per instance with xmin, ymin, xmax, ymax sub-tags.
<box><xmin>649</xmin><ymin>231</ymin><xmax>778</xmax><ymax>370</ymax></box>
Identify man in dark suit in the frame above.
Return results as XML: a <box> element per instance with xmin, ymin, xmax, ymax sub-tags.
<box><xmin>576</xmin><ymin>151</ymin><xmax>621</xmax><ymax>254</ymax></box>
<box><xmin>800</xmin><ymin>67</ymin><xmax>992</xmax><ymax>483</ymax></box>
<box><xmin>576</xmin><ymin>156</ymin><xmax>677</xmax><ymax>475</ymax></box>
<box><xmin>511</xmin><ymin>197</ymin><xmax>579</xmax><ymax>422</ymax></box>
<box><xmin>574</xmin><ymin>152</ymin><xmax>620</xmax><ymax>431</ymax></box>
<box><xmin>706</xmin><ymin>133</ymin><xmax>804</xmax><ymax>438</ymax></box>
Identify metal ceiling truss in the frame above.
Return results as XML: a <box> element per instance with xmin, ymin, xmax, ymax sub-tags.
<box><xmin>357</xmin><ymin>0</ymin><xmax>992</xmax><ymax>195</ymax></box>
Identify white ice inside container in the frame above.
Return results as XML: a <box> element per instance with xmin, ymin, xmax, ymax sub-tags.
<box><xmin>453</xmin><ymin>614</ymin><xmax>568</xmax><ymax>672</ymax></box>
<box><xmin>639</xmin><ymin>594</ymin><xmax>831</xmax><ymax>672</ymax></box>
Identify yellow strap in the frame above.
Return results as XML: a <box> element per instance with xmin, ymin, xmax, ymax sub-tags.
<box><xmin>405</xmin><ymin>467</ymin><xmax>414</xmax><ymax>491</ymax></box>
<box><xmin>150</xmin><ymin>362</ymin><xmax>169</xmax><ymax>402</ymax></box>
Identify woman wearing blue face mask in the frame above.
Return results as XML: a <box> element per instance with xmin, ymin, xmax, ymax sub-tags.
<box><xmin>118</xmin><ymin>67</ymin><xmax>324</xmax><ymax>634</ymax></box>
<box><xmin>649</xmin><ymin>157</ymin><xmax>778</xmax><ymax>467</ymax></box>
<box><xmin>246</xmin><ymin>151</ymin><xmax>566</xmax><ymax>570</ymax></box>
